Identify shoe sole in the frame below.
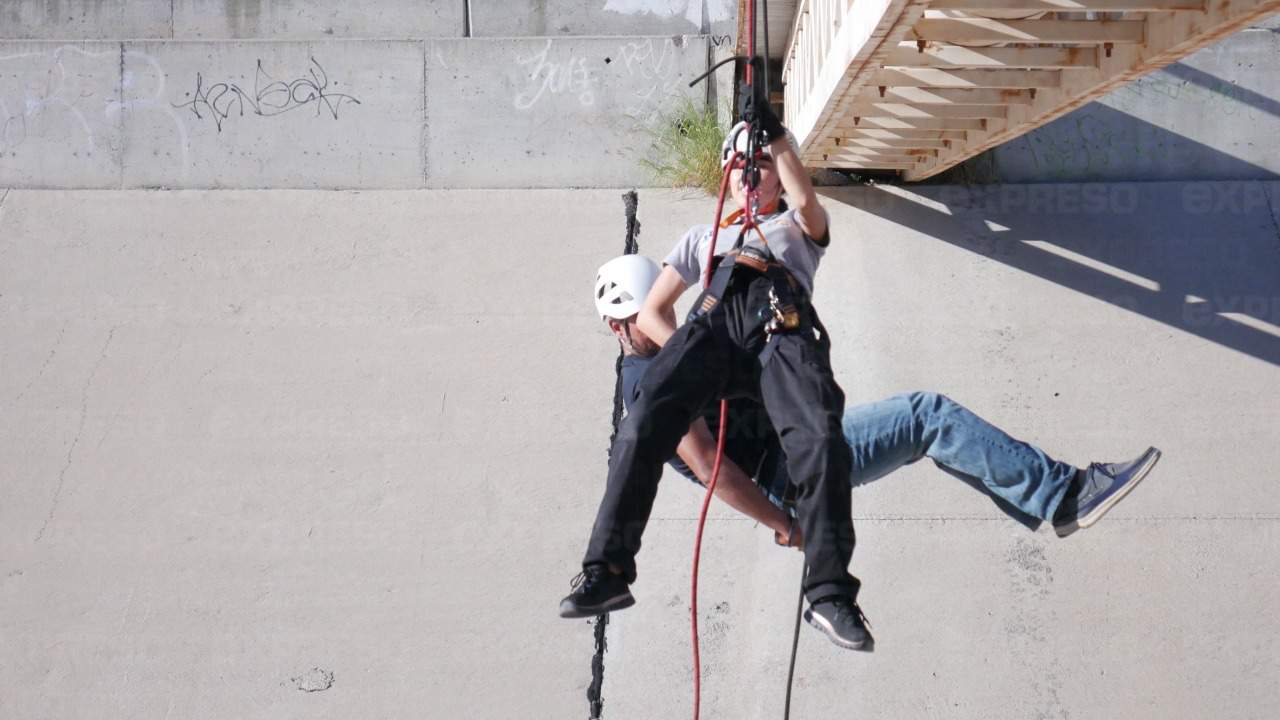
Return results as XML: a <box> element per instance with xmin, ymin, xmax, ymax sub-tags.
<box><xmin>803</xmin><ymin>608</ymin><xmax>874</xmax><ymax>652</ymax></box>
<box><xmin>1056</xmin><ymin>447</ymin><xmax>1161</xmax><ymax>538</ymax></box>
<box><xmin>558</xmin><ymin>593</ymin><xmax>636</xmax><ymax>619</ymax></box>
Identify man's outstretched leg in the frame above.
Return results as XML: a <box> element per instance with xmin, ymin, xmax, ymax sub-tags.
<box><xmin>842</xmin><ymin>392</ymin><xmax>1160</xmax><ymax>536</ymax></box>
<box><xmin>758</xmin><ymin>332</ymin><xmax>872</xmax><ymax>651</ymax></box>
<box><xmin>560</xmin><ymin>319</ymin><xmax>725</xmax><ymax>618</ymax></box>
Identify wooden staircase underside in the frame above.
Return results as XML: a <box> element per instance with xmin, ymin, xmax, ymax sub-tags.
<box><xmin>763</xmin><ymin>0</ymin><xmax>1280</xmax><ymax>180</ymax></box>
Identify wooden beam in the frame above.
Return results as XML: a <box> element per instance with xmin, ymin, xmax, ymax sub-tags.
<box><xmin>852</xmin><ymin>86</ymin><xmax>1035</xmax><ymax>104</ymax></box>
<box><xmin>817</xmin><ymin>137</ymin><xmax>952</xmax><ymax>149</ymax></box>
<box><xmin>819</xmin><ymin>151</ymin><xmax>934</xmax><ymax>163</ymax></box>
<box><xmin>904</xmin><ymin>0</ymin><xmax>1280</xmax><ymax>180</ymax></box>
<box><xmin>884</xmin><ymin>44</ymin><xmax>1099</xmax><ymax>69</ymax></box>
<box><xmin>842</xmin><ymin>116</ymin><xmax>989</xmax><ymax>130</ymax></box>
<box><xmin>911</xmin><ymin>18</ymin><xmax>1147</xmax><ymax>44</ymax></box>
<box><xmin>822</xmin><ymin>146</ymin><xmax>940</xmax><ymax>158</ymax></box>
<box><xmin>873</xmin><ymin>68</ymin><xmax>1063</xmax><ymax>88</ymax></box>
<box><xmin>928</xmin><ymin>0</ymin><xmax>1203</xmax><ymax>10</ymax></box>
<box><xmin>836</xmin><ymin>102</ymin><xmax>1010</xmax><ymax>118</ymax></box>
<box><xmin>837</xmin><ymin>128</ymin><xmax>970</xmax><ymax>140</ymax></box>
<box><xmin>812</xmin><ymin>161</ymin><xmax>914</xmax><ymax>169</ymax></box>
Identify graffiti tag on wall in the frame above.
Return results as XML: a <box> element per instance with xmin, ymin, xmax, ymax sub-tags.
<box><xmin>173</xmin><ymin>57</ymin><xmax>361</xmax><ymax>132</ymax></box>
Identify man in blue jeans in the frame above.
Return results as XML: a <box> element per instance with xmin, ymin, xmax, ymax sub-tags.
<box><xmin>567</xmin><ymin>253</ymin><xmax>1162</xmax><ymax>649</ymax></box>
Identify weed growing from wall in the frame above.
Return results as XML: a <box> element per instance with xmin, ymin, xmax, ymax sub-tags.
<box><xmin>639</xmin><ymin>98</ymin><xmax>730</xmax><ymax>196</ymax></box>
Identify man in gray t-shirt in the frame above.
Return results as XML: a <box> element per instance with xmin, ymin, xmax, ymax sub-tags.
<box><xmin>664</xmin><ymin>204</ymin><xmax>829</xmax><ymax>296</ymax></box>
<box><xmin>562</xmin><ymin>103</ymin><xmax>875</xmax><ymax>652</ymax></box>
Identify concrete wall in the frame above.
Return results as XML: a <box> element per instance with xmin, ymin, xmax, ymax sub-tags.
<box><xmin>471</xmin><ymin>0</ymin><xmax>738</xmax><ymax>37</ymax></box>
<box><xmin>0</xmin><ymin>36</ymin><xmax>713</xmax><ymax>188</ymax></box>
<box><xmin>1</xmin><ymin>0</ymin><xmax>740</xmax><ymax>39</ymax></box>
<box><xmin>962</xmin><ymin>21</ymin><xmax>1280</xmax><ymax>183</ymax></box>
<box><xmin>0</xmin><ymin>0</ymin><xmax>465</xmax><ymax>38</ymax></box>
<box><xmin>426</xmin><ymin>36</ymin><xmax>708</xmax><ymax>188</ymax></box>
<box><xmin>2</xmin><ymin>183</ymin><xmax>1279</xmax><ymax>718</ymax></box>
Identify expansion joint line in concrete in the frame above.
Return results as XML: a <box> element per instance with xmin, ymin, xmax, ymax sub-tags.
<box><xmin>1263</xmin><ymin>182</ymin><xmax>1280</xmax><ymax>246</ymax></box>
<box><xmin>587</xmin><ymin>191</ymin><xmax>643</xmax><ymax>720</ymax></box>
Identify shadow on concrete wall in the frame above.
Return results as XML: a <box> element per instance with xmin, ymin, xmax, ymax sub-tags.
<box><xmin>824</xmin><ymin>179</ymin><xmax>1280</xmax><ymax>366</ymax></box>
<box><xmin>950</xmin><ymin>61</ymin><xmax>1280</xmax><ymax>184</ymax></box>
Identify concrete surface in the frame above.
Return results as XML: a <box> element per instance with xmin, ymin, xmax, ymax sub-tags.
<box><xmin>124</xmin><ymin>40</ymin><xmax>425</xmax><ymax>189</ymax></box>
<box><xmin>0</xmin><ymin>0</ymin><xmax>172</xmax><ymax>39</ymax></box>
<box><xmin>0</xmin><ymin>42</ymin><xmax>124</xmax><ymax>188</ymax></box>
<box><xmin>1</xmin><ymin>36</ymin><xmax>716</xmax><ymax>188</ymax></box>
<box><xmin>2</xmin><ymin>183</ymin><xmax>1278</xmax><ymax>718</ymax></box>
<box><xmin>969</xmin><ymin>25</ymin><xmax>1280</xmax><ymax>183</ymax></box>
<box><xmin>171</xmin><ymin>0</ymin><xmax>464</xmax><ymax>39</ymax></box>
<box><xmin>471</xmin><ymin>0</ymin><xmax>737</xmax><ymax>38</ymax></box>
<box><xmin>0</xmin><ymin>0</ymin><xmax>464</xmax><ymax>39</ymax></box>
<box><xmin>425</xmin><ymin>36</ymin><xmax>709</xmax><ymax>188</ymax></box>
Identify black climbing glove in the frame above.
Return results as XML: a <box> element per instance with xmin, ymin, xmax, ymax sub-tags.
<box><xmin>737</xmin><ymin>58</ymin><xmax>787</xmax><ymax>144</ymax></box>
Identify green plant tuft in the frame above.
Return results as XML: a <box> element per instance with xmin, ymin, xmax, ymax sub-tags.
<box><xmin>639</xmin><ymin>98</ymin><xmax>729</xmax><ymax>196</ymax></box>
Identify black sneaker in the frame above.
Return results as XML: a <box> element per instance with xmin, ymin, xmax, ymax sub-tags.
<box><xmin>803</xmin><ymin>596</ymin><xmax>874</xmax><ymax>652</ymax></box>
<box><xmin>1054</xmin><ymin>446</ymin><xmax>1162</xmax><ymax>538</ymax></box>
<box><xmin>558</xmin><ymin>565</ymin><xmax>635</xmax><ymax>619</ymax></box>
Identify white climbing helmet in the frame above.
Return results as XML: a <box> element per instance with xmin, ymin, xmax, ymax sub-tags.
<box><xmin>720</xmin><ymin>120</ymin><xmax>800</xmax><ymax>168</ymax></box>
<box><xmin>593</xmin><ymin>254</ymin><xmax>661</xmax><ymax>320</ymax></box>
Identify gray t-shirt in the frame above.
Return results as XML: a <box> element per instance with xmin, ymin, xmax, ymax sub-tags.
<box><xmin>663</xmin><ymin>207</ymin><xmax>829</xmax><ymax>294</ymax></box>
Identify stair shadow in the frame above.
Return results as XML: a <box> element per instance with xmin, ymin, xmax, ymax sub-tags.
<box><xmin>824</xmin><ymin>177</ymin><xmax>1280</xmax><ymax>365</ymax></box>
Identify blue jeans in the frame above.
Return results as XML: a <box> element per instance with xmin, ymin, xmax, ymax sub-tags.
<box><xmin>840</xmin><ymin>392</ymin><xmax>1078</xmax><ymax>521</ymax></box>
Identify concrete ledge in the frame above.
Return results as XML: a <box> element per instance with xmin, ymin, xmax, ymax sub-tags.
<box><xmin>171</xmin><ymin>0</ymin><xmax>465</xmax><ymax>39</ymax></box>
<box><xmin>471</xmin><ymin>0</ymin><xmax>737</xmax><ymax>38</ymax></box>
<box><xmin>0</xmin><ymin>0</ymin><xmax>171</xmax><ymax>40</ymax></box>
<box><xmin>0</xmin><ymin>1</ymin><xmax>464</xmax><ymax>39</ymax></box>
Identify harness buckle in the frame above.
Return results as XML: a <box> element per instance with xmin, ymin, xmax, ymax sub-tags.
<box><xmin>765</xmin><ymin>287</ymin><xmax>801</xmax><ymax>335</ymax></box>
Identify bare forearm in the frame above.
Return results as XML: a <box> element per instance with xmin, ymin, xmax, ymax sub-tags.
<box><xmin>708</xmin><ymin>460</ymin><xmax>791</xmax><ymax>536</ymax></box>
<box><xmin>771</xmin><ymin>137</ymin><xmax>827</xmax><ymax>240</ymax></box>
<box><xmin>638</xmin><ymin>266</ymin><xmax>686</xmax><ymax>347</ymax></box>
<box><xmin>637</xmin><ymin>304</ymin><xmax>677</xmax><ymax>347</ymax></box>
<box><xmin>677</xmin><ymin>423</ymin><xmax>790</xmax><ymax>535</ymax></box>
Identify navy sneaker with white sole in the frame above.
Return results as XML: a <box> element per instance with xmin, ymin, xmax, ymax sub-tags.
<box><xmin>1054</xmin><ymin>446</ymin><xmax>1162</xmax><ymax>538</ymax></box>
<box><xmin>558</xmin><ymin>565</ymin><xmax>635</xmax><ymax>619</ymax></box>
<box><xmin>803</xmin><ymin>596</ymin><xmax>874</xmax><ymax>652</ymax></box>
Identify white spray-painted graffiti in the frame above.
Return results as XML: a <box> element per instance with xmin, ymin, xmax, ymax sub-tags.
<box><xmin>0</xmin><ymin>45</ymin><xmax>114</xmax><ymax>156</ymax></box>
<box><xmin>616</xmin><ymin>37</ymin><xmax>682</xmax><ymax>118</ymax></box>
<box><xmin>513</xmin><ymin>38</ymin><xmax>598</xmax><ymax>110</ymax></box>
<box><xmin>0</xmin><ymin>45</ymin><xmax>191</xmax><ymax>176</ymax></box>
<box><xmin>510</xmin><ymin>36</ymin><xmax>693</xmax><ymax>119</ymax></box>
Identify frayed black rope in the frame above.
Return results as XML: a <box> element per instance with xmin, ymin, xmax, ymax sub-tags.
<box><xmin>590</xmin><ymin>190</ymin><xmax>641</xmax><ymax>720</ymax></box>
<box><xmin>587</xmin><ymin>612</ymin><xmax>609</xmax><ymax>718</ymax></box>
<box><xmin>622</xmin><ymin>190</ymin><xmax>640</xmax><ymax>256</ymax></box>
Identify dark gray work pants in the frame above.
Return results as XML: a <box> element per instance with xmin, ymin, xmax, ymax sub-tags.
<box><xmin>583</xmin><ymin>274</ymin><xmax>859</xmax><ymax>603</ymax></box>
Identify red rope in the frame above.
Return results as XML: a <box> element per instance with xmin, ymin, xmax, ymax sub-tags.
<box><xmin>693</xmin><ymin>3</ymin><xmax>759</xmax><ymax>712</ymax></box>
<box><xmin>691</xmin><ymin>157</ymin><xmax>735</xmax><ymax>720</ymax></box>
<box><xmin>692</xmin><ymin>157</ymin><xmax>764</xmax><ymax>720</ymax></box>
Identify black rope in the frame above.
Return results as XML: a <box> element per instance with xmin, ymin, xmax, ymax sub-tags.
<box><xmin>588</xmin><ymin>612</ymin><xmax>609</xmax><ymax>719</ymax></box>
<box><xmin>589</xmin><ymin>190</ymin><xmax>642</xmax><ymax>720</ymax></box>
<box><xmin>783</xmin><ymin>564</ymin><xmax>806</xmax><ymax>720</ymax></box>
